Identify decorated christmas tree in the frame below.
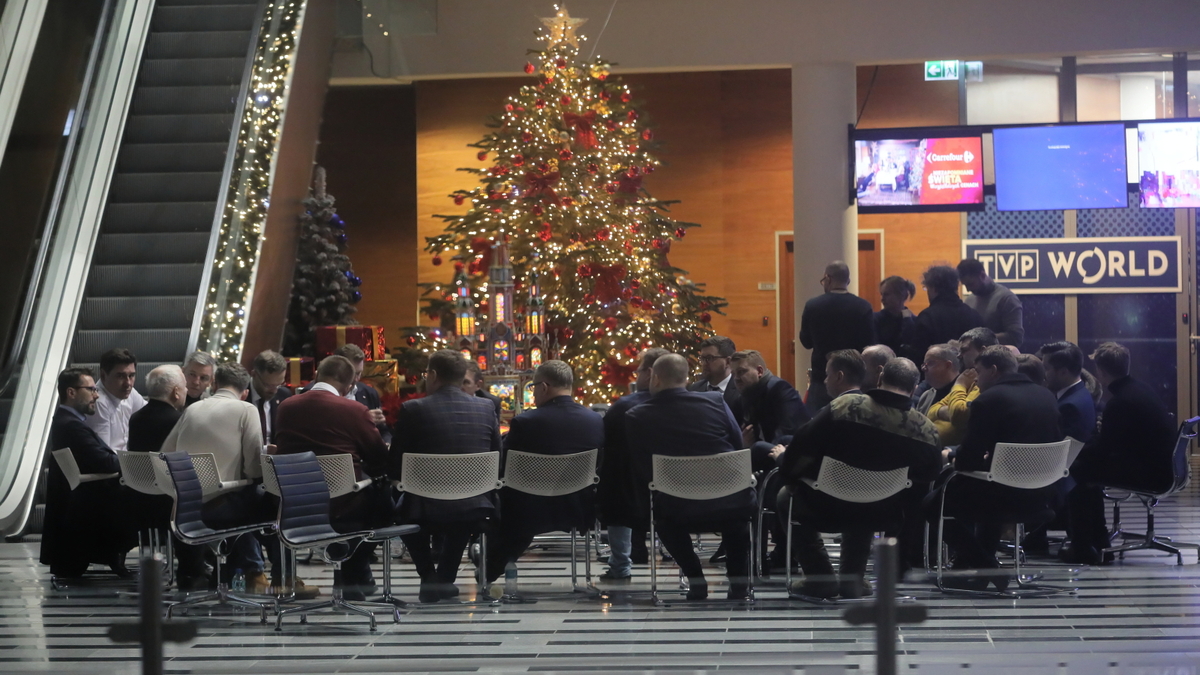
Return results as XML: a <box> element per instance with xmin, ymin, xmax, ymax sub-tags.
<box><xmin>423</xmin><ymin>6</ymin><xmax>727</xmax><ymax>403</ymax></box>
<box><xmin>283</xmin><ymin>166</ymin><xmax>363</xmax><ymax>355</ymax></box>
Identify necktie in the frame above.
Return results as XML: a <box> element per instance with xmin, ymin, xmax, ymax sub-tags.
<box><xmin>257</xmin><ymin>398</ymin><xmax>268</xmax><ymax>441</ymax></box>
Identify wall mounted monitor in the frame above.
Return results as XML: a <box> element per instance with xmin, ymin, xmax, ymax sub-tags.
<box><xmin>853</xmin><ymin>134</ymin><xmax>984</xmax><ymax>213</ymax></box>
<box><xmin>992</xmin><ymin>123</ymin><xmax>1128</xmax><ymax>211</ymax></box>
<box><xmin>1137</xmin><ymin>121</ymin><xmax>1200</xmax><ymax>208</ymax></box>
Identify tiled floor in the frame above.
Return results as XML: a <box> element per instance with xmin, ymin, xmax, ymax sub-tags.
<box><xmin>5</xmin><ymin>481</ymin><xmax>1200</xmax><ymax>674</ymax></box>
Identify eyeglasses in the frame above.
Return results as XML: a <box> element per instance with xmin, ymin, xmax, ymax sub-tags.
<box><xmin>531</xmin><ymin>381</ymin><xmax>547</xmax><ymax>389</ymax></box>
<box><xmin>73</xmin><ymin>385</ymin><xmax>98</xmax><ymax>392</ymax></box>
<box><xmin>698</xmin><ymin>355</ymin><xmax>725</xmax><ymax>363</ymax></box>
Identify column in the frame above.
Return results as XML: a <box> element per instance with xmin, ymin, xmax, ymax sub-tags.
<box><xmin>791</xmin><ymin>63</ymin><xmax>858</xmax><ymax>384</ymax></box>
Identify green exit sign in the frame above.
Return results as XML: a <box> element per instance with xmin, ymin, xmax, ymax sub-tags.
<box><xmin>925</xmin><ymin>60</ymin><xmax>960</xmax><ymax>81</ymax></box>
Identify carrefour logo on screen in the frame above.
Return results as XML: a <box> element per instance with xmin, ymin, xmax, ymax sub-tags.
<box><xmin>927</xmin><ymin>149</ymin><xmax>974</xmax><ymax>164</ymax></box>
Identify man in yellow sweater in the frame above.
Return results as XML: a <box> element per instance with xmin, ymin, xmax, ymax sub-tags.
<box><xmin>927</xmin><ymin>327</ymin><xmax>997</xmax><ymax>446</ymax></box>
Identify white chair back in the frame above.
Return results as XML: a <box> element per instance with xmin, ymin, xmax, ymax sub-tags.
<box><xmin>261</xmin><ymin>453</ymin><xmax>368</xmax><ymax>499</ymax></box>
<box><xmin>649</xmin><ymin>448</ymin><xmax>756</xmax><ymax>501</ymax></box>
<box><xmin>1066</xmin><ymin>437</ymin><xmax>1086</xmax><ymax>466</ymax></box>
<box><xmin>150</xmin><ymin>454</ymin><xmax>176</xmax><ymax>498</ymax></box>
<box><xmin>986</xmin><ymin>440</ymin><xmax>1073</xmax><ymax>490</ymax></box>
<box><xmin>261</xmin><ymin>454</ymin><xmax>280</xmax><ymax>496</ymax></box>
<box><xmin>503</xmin><ymin>448</ymin><xmax>599</xmax><ymax>497</ymax></box>
<box><xmin>51</xmin><ymin>448</ymin><xmax>83</xmax><ymax>490</ymax></box>
<box><xmin>117</xmin><ymin>451</ymin><xmax>162</xmax><ymax>495</ymax></box>
<box><xmin>398</xmin><ymin>451</ymin><xmax>502</xmax><ymax>500</ymax></box>
<box><xmin>803</xmin><ymin>456</ymin><xmax>912</xmax><ymax>504</ymax></box>
<box><xmin>189</xmin><ymin>453</ymin><xmax>224</xmax><ymax>494</ymax></box>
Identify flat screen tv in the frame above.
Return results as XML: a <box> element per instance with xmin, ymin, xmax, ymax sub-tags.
<box><xmin>992</xmin><ymin>123</ymin><xmax>1128</xmax><ymax>211</ymax></box>
<box><xmin>853</xmin><ymin>134</ymin><xmax>984</xmax><ymax>213</ymax></box>
<box><xmin>1137</xmin><ymin>120</ymin><xmax>1200</xmax><ymax>208</ymax></box>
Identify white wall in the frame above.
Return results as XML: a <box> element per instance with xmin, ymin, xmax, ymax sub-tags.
<box><xmin>966</xmin><ymin>73</ymin><xmax>1059</xmax><ymax>125</ymax></box>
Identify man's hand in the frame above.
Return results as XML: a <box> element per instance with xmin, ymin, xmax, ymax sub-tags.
<box><xmin>940</xmin><ymin>447</ymin><xmax>952</xmax><ymax>464</ymax></box>
<box><xmin>955</xmin><ymin>368</ymin><xmax>977</xmax><ymax>389</ymax></box>
<box><xmin>768</xmin><ymin>444</ymin><xmax>786</xmax><ymax>461</ymax></box>
<box><xmin>741</xmin><ymin>424</ymin><xmax>757</xmax><ymax>448</ymax></box>
<box><xmin>367</xmin><ymin>408</ymin><xmax>386</xmax><ymax>425</ymax></box>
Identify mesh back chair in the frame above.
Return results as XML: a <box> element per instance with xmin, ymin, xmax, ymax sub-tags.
<box><xmin>157</xmin><ymin>452</ymin><xmax>277</xmax><ymax>623</ymax></box>
<box><xmin>1101</xmin><ymin>416</ymin><xmax>1200</xmax><ymax>565</ymax></box>
<box><xmin>117</xmin><ymin>451</ymin><xmax>174</xmax><ymax>587</ymax></box>
<box><xmin>933</xmin><ymin>440</ymin><xmax>1073</xmax><ymax>597</ymax></box>
<box><xmin>189</xmin><ymin>453</ymin><xmax>253</xmax><ymax>501</ymax></box>
<box><xmin>753</xmin><ymin>468</ymin><xmax>787</xmax><ymax>583</ymax></box>
<box><xmin>784</xmin><ymin>457</ymin><xmax>913</xmax><ymax>598</ymax></box>
<box><xmin>51</xmin><ymin>448</ymin><xmax>118</xmax><ymax>491</ymax></box>
<box><xmin>648</xmin><ymin>449</ymin><xmax>757</xmax><ymax>605</ymax></box>
<box><xmin>268</xmin><ymin>452</ymin><xmax>418</xmax><ymax>631</ymax></box>
<box><xmin>501</xmin><ymin>448</ymin><xmax>600</xmax><ymax>596</ymax></box>
<box><xmin>396</xmin><ymin>451</ymin><xmax>503</xmax><ymax>600</ymax></box>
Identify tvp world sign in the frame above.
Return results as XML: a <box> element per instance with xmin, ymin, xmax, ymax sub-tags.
<box><xmin>962</xmin><ymin>237</ymin><xmax>1182</xmax><ymax>294</ymax></box>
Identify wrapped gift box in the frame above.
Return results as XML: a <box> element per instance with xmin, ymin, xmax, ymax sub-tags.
<box><xmin>360</xmin><ymin>359</ymin><xmax>402</xmax><ymax>426</ymax></box>
<box><xmin>284</xmin><ymin>357</ymin><xmax>314</xmax><ymax>389</ymax></box>
<box><xmin>315</xmin><ymin>325</ymin><xmax>387</xmax><ymax>361</ymax></box>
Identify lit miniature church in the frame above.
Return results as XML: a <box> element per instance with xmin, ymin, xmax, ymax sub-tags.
<box><xmin>452</xmin><ymin>240</ymin><xmax>555</xmax><ymax>419</ymax></box>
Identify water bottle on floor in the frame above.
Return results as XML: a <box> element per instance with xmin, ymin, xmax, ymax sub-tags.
<box><xmin>232</xmin><ymin>568</ymin><xmax>246</xmax><ymax>593</ymax></box>
<box><xmin>504</xmin><ymin>562</ymin><xmax>518</xmax><ymax>596</ymax></box>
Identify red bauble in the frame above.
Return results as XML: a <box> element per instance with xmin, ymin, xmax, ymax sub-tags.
<box><xmin>432</xmin><ymin>255</ymin><xmax>443</xmax><ymax>266</ymax></box>
<box><xmin>699</xmin><ymin>301</ymin><xmax>710</xmax><ymax>310</ymax></box>
<box><xmin>512</xmin><ymin>154</ymin><xmax>525</xmax><ymax>166</ymax></box>
<box><xmin>627</xmin><ymin>166</ymin><xmax>641</xmax><ymax>177</ymax></box>
<box><xmin>599</xmin><ymin>90</ymin><xmax>611</xmax><ymax>101</ymax></box>
<box><xmin>406</xmin><ymin>336</ymin><xmax>418</xmax><ymax>346</ymax></box>
<box><xmin>603</xmin><ymin>316</ymin><xmax>619</xmax><ymax>329</ymax></box>
<box><xmin>538</xmin><ymin>223</ymin><xmax>552</xmax><ymax>242</ymax></box>
<box><xmin>675</xmin><ymin>227</ymin><xmax>687</xmax><ymax>238</ymax></box>
<box><xmin>641</xmin><ymin>128</ymin><xmax>653</xmax><ymax>141</ymax></box>
<box><xmin>555</xmin><ymin>57</ymin><xmax>567</xmax><ymax>69</ymax></box>
<box><xmin>562</xmin><ymin>196</ymin><xmax>574</xmax><ymax>206</ymax></box>
<box><xmin>583</xmin><ymin>293</ymin><xmax>596</xmax><ymax>303</ymax></box>
<box><xmin>658</xmin><ymin>282</ymin><xmax>668</xmax><ymax>292</ymax></box>
<box><xmin>629</xmin><ymin>279</ymin><xmax>640</xmax><ymax>290</ymax></box>
<box><xmin>621</xmin><ymin>288</ymin><xmax>633</xmax><ymax>300</ymax></box>
<box><xmin>524</xmin><ymin>62</ymin><xmax>536</xmax><ymax>74</ymax></box>
<box><xmin>577</xmin><ymin>263</ymin><xmax>593</xmax><ymax>277</ymax></box>
<box><xmin>521</xmin><ymin>132</ymin><xmax>533</xmax><ymax>143</ymax></box>
<box><xmin>629</xmin><ymin>223</ymin><xmax>640</xmax><ymax>233</ymax></box>
<box><xmin>535</xmin><ymin>98</ymin><xmax>546</xmax><ymax>109</ymax></box>
<box><xmin>569</xmin><ymin>231</ymin><xmax>581</xmax><ymax>243</ymax></box>
<box><xmin>605</xmin><ymin>119</ymin><xmax>618</xmax><ymax>131</ymax></box>
<box><xmin>630</xmin><ymin>296</ymin><xmax>643</xmax><ymax>307</ymax></box>
<box><xmin>623</xmin><ymin>241</ymin><xmax>633</xmax><ymax>253</ymax></box>
<box><xmin>663</xmin><ymin>332</ymin><xmax>674</xmax><ymax>340</ymax></box>
<box><xmin>627</xmin><ymin>109</ymin><xmax>639</xmax><ymax>122</ymax></box>
<box><xmin>593</xmin><ymin>328</ymin><xmax>604</xmax><ymax>338</ymax></box>
<box><xmin>504</xmin><ymin>103</ymin><xmax>514</xmax><ymax>112</ymax></box>
<box><xmin>604</xmin><ymin>182</ymin><xmax>618</xmax><ymax>194</ymax></box>
<box><xmin>652</xmin><ymin>238</ymin><xmax>664</xmax><ymax>249</ymax></box>
<box><xmin>560</xmin><ymin>95</ymin><xmax>572</xmax><ymax>106</ymax></box>
<box><xmin>454</xmin><ymin>261</ymin><xmax>465</xmax><ymax>271</ymax></box>
<box><xmin>700</xmin><ymin>312</ymin><xmax>712</xmax><ymax>323</ymax></box>
<box><xmin>453</xmin><ymin>195</ymin><xmax>465</xmax><ymax>205</ymax></box>
<box><xmin>621</xmin><ymin>91</ymin><xmax>632</xmax><ymax>103</ymax></box>
<box><xmin>627</xmin><ymin>144</ymin><xmax>638</xmax><ymax>152</ymax></box>
<box><xmin>531</xmin><ymin>205</ymin><xmax>543</xmax><ymax>216</ymax></box>
<box><xmin>477</xmin><ymin>151</ymin><xmax>487</xmax><ymax>161</ymax></box>
<box><xmin>559</xmin><ymin>148</ymin><xmax>573</xmax><ymax>161</ymax></box>
<box><xmin>563</xmin><ymin>328</ymin><xmax>574</xmax><ymax>339</ymax></box>
<box><xmin>406</xmin><ymin>374</ymin><xmax>420</xmax><ymax>385</ymax></box>
<box><xmin>596</xmin><ymin>228</ymin><xmax>611</xmax><ymax>241</ymax></box>
<box><xmin>427</xmin><ymin>311</ymin><xmax>439</xmax><ymax>320</ymax></box>
<box><xmin>586</xmin><ymin>163</ymin><xmax>599</xmax><ymax>174</ymax></box>
<box><xmin>643</xmin><ymin>164</ymin><xmax>656</xmax><ymax>174</ymax></box>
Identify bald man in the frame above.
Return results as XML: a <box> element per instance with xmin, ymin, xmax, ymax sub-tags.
<box><xmin>799</xmin><ymin>260</ymin><xmax>875</xmax><ymax>413</ymax></box>
<box><xmin>625</xmin><ymin>354</ymin><xmax>756</xmax><ymax>601</ymax></box>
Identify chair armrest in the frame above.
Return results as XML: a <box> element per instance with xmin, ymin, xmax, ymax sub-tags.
<box><xmin>217</xmin><ymin>478</ymin><xmax>253</xmax><ymax>491</ymax></box>
<box><xmin>79</xmin><ymin>472</ymin><xmax>119</xmax><ymax>484</ymax></box>
<box><xmin>367</xmin><ymin>524</ymin><xmax>420</xmax><ymax>540</ymax></box>
<box><xmin>955</xmin><ymin>470</ymin><xmax>992</xmax><ymax>482</ymax></box>
<box><xmin>351</xmin><ymin>477</ymin><xmax>374</xmax><ymax>492</ymax></box>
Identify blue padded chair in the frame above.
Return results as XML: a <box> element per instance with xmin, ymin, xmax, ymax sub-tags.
<box><xmin>158</xmin><ymin>452</ymin><xmax>276</xmax><ymax>624</ymax></box>
<box><xmin>268</xmin><ymin>452</ymin><xmax>419</xmax><ymax>632</ymax></box>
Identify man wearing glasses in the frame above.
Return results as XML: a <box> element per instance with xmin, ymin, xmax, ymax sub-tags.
<box><xmin>41</xmin><ymin>367</ymin><xmax>137</xmax><ymax>580</ymax></box>
<box><xmin>689</xmin><ymin>336</ymin><xmax>742</xmax><ymax>426</ymax></box>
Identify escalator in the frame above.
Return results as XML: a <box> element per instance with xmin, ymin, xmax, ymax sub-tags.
<box><xmin>71</xmin><ymin>0</ymin><xmax>263</xmax><ymax>379</ymax></box>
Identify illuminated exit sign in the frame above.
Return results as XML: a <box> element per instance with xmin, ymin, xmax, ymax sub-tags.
<box><xmin>924</xmin><ymin>60</ymin><xmax>959</xmax><ymax>81</ymax></box>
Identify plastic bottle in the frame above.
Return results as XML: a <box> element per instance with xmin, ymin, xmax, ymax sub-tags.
<box><xmin>231</xmin><ymin>568</ymin><xmax>246</xmax><ymax>593</ymax></box>
<box><xmin>504</xmin><ymin>562</ymin><xmax>518</xmax><ymax>596</ymax></box>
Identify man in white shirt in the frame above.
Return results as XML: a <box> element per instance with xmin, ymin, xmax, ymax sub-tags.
<box><xmin>83</xmin><ymin>348</ymin><xmax>146</xmax><ymax>452</ymax></box>
<box><xmin>161</xmin><ymin>361</ymin><xmax>268</xmax><ymax>590</ymax></box>
<box><xmin>688</xmin><ymin>335</ymin><xmax>742</xmax><ymax>425</ymax></box>
<box><xmin>248</xmin><ymin>350</ymin><xmax>291</xmax><ymax>445</ymax></box>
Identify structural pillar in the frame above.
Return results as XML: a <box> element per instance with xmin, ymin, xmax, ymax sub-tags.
<box><xmin>791</xmin><ymin>63</ymin><xmax>858</xmax><ymax>384</ymax></box>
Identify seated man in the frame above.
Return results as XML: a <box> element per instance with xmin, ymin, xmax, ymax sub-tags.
<box><xmin>626</xmin><ymin>354</ymin><xmax>756</xmax><ymax>600</ymax></box>
<box><xmin>276</xmin><ymin>355</ymin><xmax>391</xmax><ymax>600</ymax></box>
<box><xmin>161</xmin><ymin>361</ymin><xmax>270</xmax><ymax>592</ymax></box>
<box><xmin>730</xmin><ymin>349</ymin><xmax>808</xmax><ymax>473</ymax></box>
<box><xmin>689</xmin><ymin>336</ymin><xmax>743</xmax><ymax>426</ymax></box>
<box><xmin>927</xmin><ymin>346</ymin><xmax>1061</xmax><ymax>590</ymax></box>
<box><xmin>247</xmin><ymin>349</ymin><xmax>292</xmax><ymax>446</ymax></box>
<box><xmin>41</xmin><ymin>367</ymin><xmax>137</xmax><ymax>579</ymax></box>
<box><xmin>928</xmin><ymin>327</ymin><xmax>998</xmax><ymax>446</ymax></box>
<box><xmin>1063</xmin><ymin>342</ymin><xmax>1175</xmax><ymax>564</ymax></box>
<box><xmin>773</xmin><ymin>358</ymin><xmax>941</xmax><ymax>599</ymax></box>
<box><xmin>860</xmin><ymin>344</ymin><xmax>895</xmax><ymax>390</ymax></box>
<box><xmin>84</xmin><ymin>348</ymin><xmax>146</xmax><ymax>452</ymax></box>
<box><xmin>1040</xmin><ymin>341</ymin><xmax>1097</xmax><ymax>444</ymax></box>
<box><xmin>389</xmin><ymin>350</ymin><xmax>501</xmax><ymax>603</ymax></box>
<box><xmin>182</xmin><ymin>351</ymin><xmax>216</xmax><ymax>407</ymax></box>
<box><xmin>915</xmin><ymin>344</ymin><xmax>960</xmax><ymax>415</ymax></box>
<box><xmin>463</xmin><ymin>360</ymin><xmax>502</xmax><ymax>423</ymax></box>
<box><xmin>484</xmin><ymin>361</ymin><xmax>604</xmax><ymax>584</ymax></box>
<box><xmin>597</xmin><ymin>348</ymin><xmax>669</xmax><ymax>580</ymax></box>
<box><xmin>332</xmin><ymin>344</ymin><xmax>393</xmax><ymax>444</ymax></box>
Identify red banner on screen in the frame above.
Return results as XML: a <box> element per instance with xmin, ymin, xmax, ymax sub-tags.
<box><xmin>919</xmin><ymin>137</ymin><xmax>984</xmax><ymax>205</ymax></box>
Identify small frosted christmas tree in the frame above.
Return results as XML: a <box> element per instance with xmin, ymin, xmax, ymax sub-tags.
<box><xmin>283</xmin><ymin>167</ymin><xmax>363</xmax><ymax>356</ymax></box>
<box><xmin>423</xmin><ymin>6</ymin><xmax>727</xmax><ymax>403</ymax></box>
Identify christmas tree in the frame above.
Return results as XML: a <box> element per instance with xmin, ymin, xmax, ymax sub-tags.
<box><xmin>283</xmin><ymin>166</ymin><xmax>363</xmax><ymax>356</ymax></box>
<box><xmin>423</xmin><ymin>6</ymin><xmax>727</xmax><ymax>403</ymax></box>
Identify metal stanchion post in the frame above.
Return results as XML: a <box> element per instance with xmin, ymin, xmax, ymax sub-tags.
<box><xmin>109</xmin><ymin>554</ymin><xmax>197</xmax><ymax>675</ymax></box>
<box><xmin>843</xmin><ymin>538</ymin><xmax>927</xmax><ymax>675</ymax></box>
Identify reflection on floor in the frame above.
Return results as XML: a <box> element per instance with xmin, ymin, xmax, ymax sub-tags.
<box><xmin>4</xmin><ymin>477</ymin><xmax>1200</xmax><ymax>674</ymax></box>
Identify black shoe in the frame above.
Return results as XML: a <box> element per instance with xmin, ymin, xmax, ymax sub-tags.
<box><xmin>838</xmin><ymin>576</ymin><xmax>872</xmax><ymax>600</ymax></box>
<box><xmin>342</xmin><ymin>588</ymin><xmax>367</xmax><ymax>602</ymax></box>
<box><xmin>107</xmin><ymin>554</ymin><xmax>133</xmax><ymax>579</ymax></box>
<box><xmin>788</xmin><ymin>579</ymin><xmax>839</xmax><ymax>600</ymax></box>
<box><xmin>708</xmin><ymin>543</ymin><xmax>727</xmax><ymax>564</ymax></box>
<box><xmin>940</xmin><ymin>573</ymin><xmax>989</xmax><ymax>591</ymax></box>
<box><xmin>599</xmin><ymin>569</ymin><xmax>631</xmax><ymax>581</ymax></box>
<box><xmin>418</xmin><ymin>582</ymin><xmax>442</xmax><ymax>603</ymax></box>
<box><xmin>438</xmin><ymin>583</ymin><xmax>460</xmax><ymax>600</ymax></box>
<box><xmin>727</xmin><ymin>584</ymin><xmax>751</xmax><ymax>601</ymax></box>
<box><xmin>176</xmin><ymin>574</ymin><xmax>211</xmax><ymax>592</ymax></box>
<box><xmin>686</xmin><ymin>580</ymin><xmax>708</xmax><ymax>600</ymax></box>
<box><xmin>1058</xmin><ymin>544</ymin><xmax>1103</xmax><ymax>566</ymax></box>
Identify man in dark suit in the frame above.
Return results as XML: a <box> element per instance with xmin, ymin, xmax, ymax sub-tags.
<box><xmin>333</xmin><ymin>344</ymin><xmax>392</xmax><ymax>444</ymax></box>
<box><xmin>626</xmin><ymin>354</ymin><xmax>756</xmax><ymax>600</ymax></box>
<box><xmin>730</xmin><ymin>350</ymin><xmax>809</xmax><ymax>472</ymax></box>
<box><xmin>40</xmin><ymin>367</ymin><xmax>137</xmax><ymax>579</ymax></box>
<box><xmin>389</xmin><ymin>350</ymin><xmax>501</xmax><ymax>603</ymax></box>
<box><xmin>464</xmin><ymin>361</ymin><xmax>503</xmax><ymax>423</ymax></box>
<box><xmin>276</xmin><ymin>355</ymin><xmax>391</xmax><ymax>599</ymax></box>
<box><xmin>773</xmin><ymin>358</ymin><xmax>941</xmax><ymax>598</ymax></box>
<box><xmin>799</xmin><ymin>260</ymin><xmax>875</xmax><ymax>412</ymax></box>
<box><xmin>689</xmin><ymin>336</ymin><xmax>742</xmax><ymax>426</ymax></box>
<box><xmin>1040</xmin><ymin>342</ymin><xmax>1097</xmax><ymax>443</ymax></box>
<box><xmin>597</xmin><ymin>347</ymin><xmax>669</xmax><ymax>580</ymax></box>
<box><xmin>1063</xmin><ymin>342</ymin><xmax>1176</xmax><ymax>564</ymax></box>
<box><xmin>248</xmin><ymin>349</ymin><xmax>292</xmax><ymax>445</ymax></box>
<box><xmin>904</xmin><ymin>265</ymin><xmax>985</xmax><ymax>364</ymax></box>
<box><xmin>928</xmin><ymin>346</ymin><xmax>1061</xmax><ymax>590</ymax></box>
<box><xmin>484</xmin><ymin>360</ymin><xmax>604</xmax><ymax>582</ymax></box>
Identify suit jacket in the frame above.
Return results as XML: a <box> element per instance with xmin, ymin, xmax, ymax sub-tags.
<box><xmin>389</xmin><ymin>386</ymin><xmax>501</xmax><ymax>523</ymax></box>
<box><xmin>903</xmin><ymin>294</ymin><xmax>984</xmax><ymax>363</ymax></box>
<box><xmin>40</xmin><ymin>406</ymin><xmax>133</xmax><ymax>573</ymax></box>
<box><xmin>1076</xmin><ymin>375</ymin><xmax>1176</xmax><ymax>492</ymax></box>
<box><xmin>354</xmin><ymin>381</ymin><xmax>393</xmax><ymax>444</ymax></box>
<box><xmin>596</xmin><ymin>389</ymin><xmax>651</xmax><ymax>527</ymax></box>
<box><xmin>248</xmin><ymin>385</ymin><xmax>292</xmax><ymax>445</ymax></box>
<box><xmin>739</xmin><ymin>374</ymin><xmax>809</xmax><ymax>446</ymax></box>
<box><xmin>688</xmin><ymin>376</ymin><xmax>743</xmax><ymax>426</ymax></box>
<box><xmin>127</xmin><ymin>399</ymin><xmax>182</xmax><ymax>453</ymax></box>
<box><xmin>476</xmin><ymin>389</ymin><xmax>503</xmax><ymax>422</ymax></box>
<box><xmin>1057</xmin><ymin>379</ymin><xmax>1097</xmax><ymax>444</ymax></box>
<box><xmin>956</xmin><ymin>374</ymin><xmax>1062</xmax><ymax>473</ymax></box>
<box><xmin>161</xmin><ymin>388</ymin><xmax>263</xmax><ymax>482</ymax></box>
<box><xmin>275</xmin><ymin>388</ymin><xmax>389</xmax><ymax>478</ymax></box>
<box><xmin>873</xmin><ymin>309</ymin><xmax>915</xmax><ymax>355</ymax></box>
<box><xmin>500</xmin><ymin>395</ymin><xmax>605</xmax><ymax>535</ymax></box>
<box><xmin>625</xmin><ymin>388</ymin><xmax>757</xmax><ymax>524</ymax></box>
<box><xmin>799</xmin><ymin>291</ymin><xmax>876</xmax><ymax>389</ymax></box>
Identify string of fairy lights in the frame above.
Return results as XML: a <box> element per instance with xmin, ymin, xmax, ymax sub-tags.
<box><xmin>197</xmin><ymin>1</ymin><xmax>302</xmax><ymax>362</ymax></box>
<box><xmin>423</xmin><ymin>6</ymin><xmax>726</xmax><ymax>403</ymax></box>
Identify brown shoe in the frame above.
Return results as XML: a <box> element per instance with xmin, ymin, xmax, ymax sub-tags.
<box><xmin>268</xmin><ymin>579</ymin><xmax>322</xmax><ymax>599</ymax></box>
<box><xmin>246</xmin><ymin>572</ymin><xmax>272</xmax><ymax>595</ymax></box>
